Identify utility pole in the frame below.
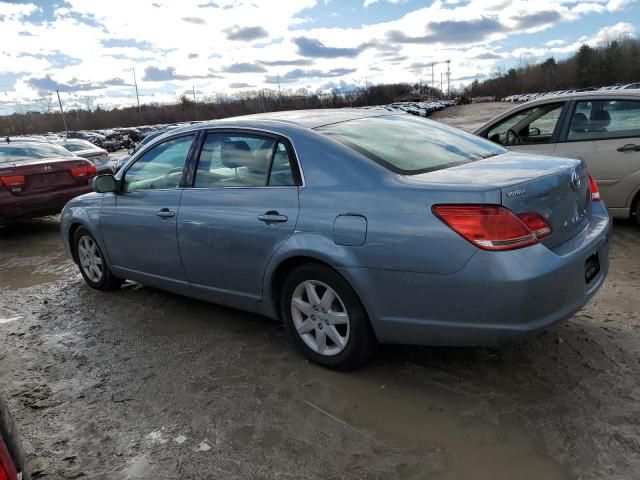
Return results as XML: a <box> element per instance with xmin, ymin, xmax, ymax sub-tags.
<box><xmin>364</xmin><ymin>76</ymin><xmax>369</xmax><ymax>106</ymax></box>
<box><xmin>440</xmin><ymin>73</ymin><xmax>443</xmax><ymax>97</ymax></box>
<box><xmin>56</xmin><ymin>89</ymin><xmax>68</xmax><ymax>135</ymax></box>
<box><xmin>446</xmin><ymin>60</ymin><xmax>451</xmax><ymax>99</ymax></box>
<box><xmin>431</xmin><ymin>63</ymin><xmax>435</xmax><ymax>92</ymax></box>
<box><xmin>132</xmin><ymin>68</ymin><xmax>141</xmax><ymax>113</ymax></box>
<box><xmin>277</xmin><ymin>74</ymin><xmax>281</xmax><ymax>103</ymax></box>
<box><xmin>192</xmin><ymin>85</ymin><xmax>197</xmax><ymax>120</ymax></box>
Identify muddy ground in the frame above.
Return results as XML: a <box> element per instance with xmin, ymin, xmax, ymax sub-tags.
<box><xmin>1</xmin><ymin>103</ymin><xmax>639</xmax><ymax>480</ymax></box>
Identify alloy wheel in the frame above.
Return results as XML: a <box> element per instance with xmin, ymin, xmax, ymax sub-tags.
<box><xmin>77</xmin><ymin>235</ymin><xmax>104</xmax><ymax>283</ymax></box>
<box><xmin>290</xmin><ymin>280</ymin><xmax>350</xmax><ymax>356</ymax></box>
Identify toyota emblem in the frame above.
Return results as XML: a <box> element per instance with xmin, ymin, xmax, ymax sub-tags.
<box><xmin>570</xmin><ymin>171</ymin><xmax>581</xmax><ymax>190</ymax></box>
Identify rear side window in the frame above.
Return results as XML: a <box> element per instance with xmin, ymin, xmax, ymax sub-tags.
<box><xmin>194</xmin><ymin>132</ymin><xmax>296</xmax><ymax>187</ymax></box>
<box><xmin>318</xmin><ymin>115</ymin><xmax>505</xmax><ymax>175</ymax></box>
<box><xmin>567</xmin><ymin>100</ymin><xmax>640</xmax><ymax>141</ymax></box>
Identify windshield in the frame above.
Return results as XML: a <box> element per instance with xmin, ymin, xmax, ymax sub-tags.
<box><xmin>318</xmin><ymin>114</ymin><xmax>506</xmax><ymax>175</ymax></box>
<box><xmin>0</xmin><ymin>143</ymin><xmax>72</xmax><ymax>164</ymax></box>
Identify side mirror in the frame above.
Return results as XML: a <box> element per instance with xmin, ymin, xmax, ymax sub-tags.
<box><xmin>127</xmin><ymin>148</ymin><xmax>135</xmax><ymax>155</ymax></box>
<box><xmin>93</xmin><ymin>174</ymin><xmax>118</xmax><ymax>193</ymax></box>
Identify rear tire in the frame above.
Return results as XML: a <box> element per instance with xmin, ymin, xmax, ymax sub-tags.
<box><xmin>73</xmin><ymin>227</ymin><xmax>124</xmax><ymax>290</ymax></box>
<box><xmin>634</xmin><ymin>199</ymin><xmax>640</xmax><ymax>227</ymax></box>
<box><xmin>280</xmin><ymin>263</ymin><xmax>377</xmax><ymax>370</ymax></box>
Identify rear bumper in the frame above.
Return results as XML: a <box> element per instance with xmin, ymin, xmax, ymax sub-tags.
<box><xmin>0</xmin><ymin>184</ymin><xmax>93</xmax><ymax>222</ymax></box>
<box><xmin>340</xmin><ymin>204</ymin><xmax>612</xmax><ymax>346</ymax></box>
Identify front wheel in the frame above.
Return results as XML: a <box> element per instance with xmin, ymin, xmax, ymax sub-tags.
<box><xmin>281</xmin><ymin>264</ymin><xmax>377</xmax><ymax>370</ymax></box>
<box><xmin>73</xmin><ymin>227</ymin><xmax>124</xmax><ymax>290</ymax></box>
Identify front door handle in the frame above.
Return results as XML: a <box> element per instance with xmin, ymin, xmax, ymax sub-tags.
<box><xmin>617</xmin><ymin>144</ymin><xmax>640</xmax><ymax>152</ymax></box>
<box><xmin>156</xmin><ymin>208</ymin><xmax>175</xmax><ymax>219</ymax></box>
<box><xmin>258</xmin><ymin>211</ymin><xmax>288</xmax><ymax>224</ymax></box>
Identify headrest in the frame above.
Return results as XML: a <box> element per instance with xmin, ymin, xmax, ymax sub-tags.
<box><xmin>221</xmin><ymin>140</ymin><xmax>254</xmax><ymax>169</ymax></box>
<box><xmin>571</xmin><ymin>113</ymin><xmax>589</xmax><ymax>133</ymax></box>
<box><xmin>590</xmin><ymin>109</ymin><xmax>611</xmax><ymax>130</ymax></box>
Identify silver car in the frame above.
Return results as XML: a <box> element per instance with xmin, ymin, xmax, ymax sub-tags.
<box><xmin>61</xmin><ymin>110</ymin><xmax>611</xmax><ymax>369</ymax></box>
<box><xmin>474</xmin><ymin>91</ymin><xmax>640</xmax><ymax>224</ymax></box>
<box><xmin>57</xmin><ymin>139</ymin><xmax>112</xmax><ymax>174</ymax></box>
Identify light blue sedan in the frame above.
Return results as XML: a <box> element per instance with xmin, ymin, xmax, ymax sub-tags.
<box><xmin>61</xmin><ymin>109</ymin><xmax>611</xmax><ymax>370</ymax></box>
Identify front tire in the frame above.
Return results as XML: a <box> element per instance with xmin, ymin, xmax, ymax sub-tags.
<box><xmin>281</xmin><ymin>264</ymin><xmax>377</xmax><ymax>370</ymax></box>
<box><xmin>73</xmin><ymin>227</ymin><xmax>124</xmax><ymax>290</ymax></box>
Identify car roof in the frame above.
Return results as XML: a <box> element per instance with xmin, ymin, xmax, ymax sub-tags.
<box><xmin>219</xmin><ymin>108</ymin><xmax>399</xmax><ymax>129</ymax></box>
<box><xmin>524</xmin><ymin>90</ymin><xmax>640</xmax><ymax>105</ymax></box>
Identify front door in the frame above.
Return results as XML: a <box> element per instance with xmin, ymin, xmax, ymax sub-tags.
<box><xmin>100</xmin><ymin>133</ymin><xmax>197</xmax><ymax>286</ymax></box>
<box><xmin>555</xmin><ymin>98</ymin><xmax>640</xmax><ymax>210</ymax></box>
<box><xmin>178</xmin><ymin>131</ymin><xmax>300</xmax><ymax>307</ymax></box>
<box><xmin>484</xmin><ymin>101</ymin><xmax>567</xmax><ymax>155</ymax></box>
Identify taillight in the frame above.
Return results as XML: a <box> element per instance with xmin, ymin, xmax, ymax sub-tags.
<box><xmin>0</xmin><ymin>438</ymin><xmax>18</xmax><ymax>480</ymax></box>
<box><xmin>0</xmin><ymin>175</ymin><xmax>25</xmax><ymax>192</ymax></box>
<box><xmin>432</xmin><ymin>205</ymin><xmax>539</xmax><ymax>251</ymax></box>
<box><xmin>71</xmin><ymin>164</ymin><xmax>97</xmax><ymax>178</ymax></box>
<box><xmin>589</xmin><ymin>174</ymin><xmax>600</xmax><ymax>202</ymax></box>
<box><xmin>517</xmin><ymin>212</ymin><xmax>552</xmax><ymax>239</ymax></box>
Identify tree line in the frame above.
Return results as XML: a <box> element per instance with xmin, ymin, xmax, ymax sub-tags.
<box><xmin>1</xmin><ymin>83</ymin><xmax>437</xmax><ymax>136</ymax></box>
<box><xmin>466</xmin><ymin>36</ymin><xmax>640</xmax><ymax>99</ymax></box>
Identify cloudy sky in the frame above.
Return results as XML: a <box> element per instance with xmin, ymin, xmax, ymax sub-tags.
<box><xmin>0</xmin><ymin>0</ymin><xmax>638</xmax><ymax>113</ymax></box>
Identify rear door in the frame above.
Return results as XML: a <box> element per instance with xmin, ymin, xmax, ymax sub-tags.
<box><xmin>555</xmin><ymin>98</ymin><xmax>640</xmax><ymax>210</ymax></box>
<box><xmin>100</xmin><ymin>133</ymin><xmax>197</xmax><ymax>285</ymax></box>
<box><xmin>483</xmin><ymin>101</ymin><xmax>568</xmax><ymax>155</ymax></box>
<box><xmin>177</xmin><ymin>130</ymin><xmax>300</xmax><ymax>307</ymax></box>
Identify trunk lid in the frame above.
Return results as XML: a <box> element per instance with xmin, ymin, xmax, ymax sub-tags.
<box><xmin>406</xmin><ymin>152</ymin><xmax>591</xmax><ymax>248</ymax></box>
<box><xmin>77</xmin><ymin>149</ymin><xmax>110</xmax><ymax>165</ymax></box>
<box><xmin>0</xmin><ymin>157</ymin><xmax>93</xmax><ymax>196</ymax></box>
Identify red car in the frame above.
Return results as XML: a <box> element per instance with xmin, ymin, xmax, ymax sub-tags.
<box><xmin>0</xmin><ymin>141</ymin><xmax>96</xmax><ymax>223</ymax></box>
<box><xmin>0</xmin><ymin>394</ymin><xmax>27</xmax><ymax>480</ymax></box>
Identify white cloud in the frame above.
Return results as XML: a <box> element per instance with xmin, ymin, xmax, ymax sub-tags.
<box><xmin>0</xmin><ymin>0</ymin><xmax>638</xmax><ymax>110</ymax></box>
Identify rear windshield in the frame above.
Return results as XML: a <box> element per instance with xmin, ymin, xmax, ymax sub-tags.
<box><xmin>62</xmin><ymin>141</ymin><xmax>95</xmax><ymax>152</ymax></box>
<box><xmin>317</xmin><ymin>114</ymin><xmax>506</xmax><ymax>175</ymax></box>
<box><xmin>0</xmin><ymin>143</ymin><xmax>71</xmax><ymax>164</ymax></box>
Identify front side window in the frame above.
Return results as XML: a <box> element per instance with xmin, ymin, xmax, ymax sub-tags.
<box><xmin>123</xmin><ymin>134</ymin><xmax>195</xmax><ymax>192</ymax></box>
<box><xmin>318</xmin><ymin>115</ymin><xmax>505</xmax><ymax>175</ymax></box>
<box><xmin>194</xmin><ymin>133</ymin><xmax>296</xmax><ymax>187</ymax></box>
<box><xmin>487</xmin><ymin>103</ymin><xmax>564</xmax><ymax>146</ymax></box>
<box><xmin>567</xmin><ymin>100</ymin><xmax>640</xmax><ymax>141</ymax></box>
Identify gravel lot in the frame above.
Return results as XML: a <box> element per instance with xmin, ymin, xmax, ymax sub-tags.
<box><xmin>1</xmin><ymin>104</ymin><xmax>639</xmax><ymax>479</ymax></box>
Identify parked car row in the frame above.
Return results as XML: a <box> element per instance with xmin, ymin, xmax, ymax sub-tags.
<box><xmin>361</xmin><ymin>99</ymin><xmax>456</xmax><ymax>117</ymax></box>
<box><xmin>503</xmin><ymin>83</ymin><xmax>640</xmax><ymax>102</ymax></box>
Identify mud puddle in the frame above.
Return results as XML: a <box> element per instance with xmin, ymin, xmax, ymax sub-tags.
<box><xmin>0</xmin><ymin>217</ymin><xmax>69</xmax><ymax>289</ymax></box>
<box><xmin>1</xmin><ymin>212</ymin><xmax>639</xmax><ymax>478</ymax></box>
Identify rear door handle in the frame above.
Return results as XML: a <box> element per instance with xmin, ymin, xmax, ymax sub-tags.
<box><xmin>258</xmin><ymin>211</ymin><xmax>288</xmax><ymax>224</ymax></box>
<box><xmin>156</xmin><ymin>208</ymin><xmax>175</xmax><ymax>219</ymax></box>
<box><xmin>617</xmin><ymin>144</ymin><xmax>640</xmax><ymax>152</ymax></box>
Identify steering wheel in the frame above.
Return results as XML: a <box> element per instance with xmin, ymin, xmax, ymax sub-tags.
<box><xmin>506</xmin><ymin>128</ymin><xmax>522</xmax><ymax>145</ymax></box>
